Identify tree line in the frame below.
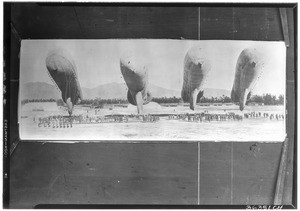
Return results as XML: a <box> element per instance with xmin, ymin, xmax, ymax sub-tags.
<box><xmin>247</xmin><ymin>94</ymin><xmax>284</xmax><ymax>105</ymax></box>
<box><xmin>153</xmin><ymin>94</ymin><xmax>284</xmax><ymax>105</ymax></box>
<box><xmin>21</xmin><ymin>93</ymin><xmax>284</xmax><ymax>106</ymax></box>
<box><xmin>21</xmin><ymin>98</ymin><xmax>56</xmax><ymax>105</ymax></box>
<box><xmin>79</xmin><ymin>98</ymin><xmax>128</xmax><ymax>107</ymax></box>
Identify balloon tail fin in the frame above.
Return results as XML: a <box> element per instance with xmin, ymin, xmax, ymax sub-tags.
<box><xmin>231</xmin><ymin>89</ymin><xmax>237</xmax><ymax>102</ymax></box>
<box><xmin>247</xmin><ymin>91</ymin><xmax>252</xmax><ymax>100</ymax></box>
<box><xmin>127</xmin><ymin>90</ymin><xmax>136</xmax><ymax>106</ymax></box>
<box><xmin>197</xmin><ymin>90</ymin><xmax>204</xmax><ymax>103</ymax></box>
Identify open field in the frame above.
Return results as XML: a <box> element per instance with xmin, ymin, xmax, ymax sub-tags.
<box><xmin>19</xmin><ymin>103</ymin><xmax>285</xmax><ymax>142</ymax></box>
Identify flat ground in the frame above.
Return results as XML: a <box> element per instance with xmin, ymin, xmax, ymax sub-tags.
<box><xmin>19</xmin><ymin>103</ymin><xmax>285</xmax><ymax>142</ymax></box>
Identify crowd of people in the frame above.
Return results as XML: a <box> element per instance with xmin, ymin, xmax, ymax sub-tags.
<box><xmin>35</xmin><ymin>115</ymin><xmax>74</xmax><ymax>128</ymax></box>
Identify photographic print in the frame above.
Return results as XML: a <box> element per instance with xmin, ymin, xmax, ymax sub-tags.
<box><xmin>6</xmin><ymin>4</ymin><xmax>296</xmax><ymax>209</ymax></box>
<box><xmin>19</xmin><ymin>40</ymin><xmax>286</xmax><ymax>141</ymax></box>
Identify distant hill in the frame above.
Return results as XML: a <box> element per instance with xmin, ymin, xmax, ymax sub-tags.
<box><xmin>150</xmin><ymin>84</ymin><xmax>180</xmax><ymax>98</ymax></box>
<box><xmin>203</xmin><ymin>88</ymin><xmax>231</xmax><ymax>98</ymax></box>
<box><xmin>21</xmin><ymin>82</ymin><xmax>230</xmax><ymax>100</ymax></box>
<box><xmin>82</xmin><ymin>82</ymin><xmax>127</xmax><ymax>99</ymax></box>
<box><xmin>21</xmin><ymin>82</ymin><xmax>61</xmax><ymax>100</ymax></box>
<box><xmin>83</xmin><ymin>83</ymin><xmax>181</xmax><ymax>99</ymax></box>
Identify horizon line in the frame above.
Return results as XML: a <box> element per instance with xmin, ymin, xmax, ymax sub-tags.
<box><xmin>21</xmin><ymin>81</ymin><xmax>285</xmax><ymax>96</ymax></box>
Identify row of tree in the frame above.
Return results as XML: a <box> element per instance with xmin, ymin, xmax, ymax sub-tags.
<box><xmin>153</xmin><ymin>94</ymin><xmax>284</xmax><ymax>105</ymax></box>
<box><xmin>79</xmin><ymin>98</ymin><xmax>128</xmax><ymax>107</ymax></box>
<box><xmin>21</xmin><ymin>94</ymin><xmax>284</xmax><ymax>106</ymax></box>
<box><xmin>21</xmin><ymin>98</ymin><xmax>56</xmax><ymax>105</ymax></box>
<box><xmin>247</xmin><ymin>94</ymin><xmax>284</xmax><ymax>105</ymax></box>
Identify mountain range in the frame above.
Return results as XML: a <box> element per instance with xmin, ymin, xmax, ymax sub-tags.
<box><xmin>20</xmin><ymin>82</ymin><xmax>231</xmax><ymax>100</ymax></box>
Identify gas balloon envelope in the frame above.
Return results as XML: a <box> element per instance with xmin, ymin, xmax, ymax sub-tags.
<box><xmin>46</xmin><ymin>48</ymin><xmax>83</xmax><ymax>115</ymax></box>
<box><xmin>181</xmin><ymin>45</ymin><xmax>211</xmax><ymax>110</ymax></box>
<box><xmin>120</xmin><ymin>53</ymin><xmax>152</xmax><ymax>114</ymax></box>
<box><xmin>231</xmin><ymin>48</ymin><xmax>264</xmax><ymax>111</ymax></box>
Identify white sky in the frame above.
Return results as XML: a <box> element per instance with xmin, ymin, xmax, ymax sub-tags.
<box><xmin>20</xmin><ymin>39</ymin><xmax>286</xmax><ymax>96</ymax></box>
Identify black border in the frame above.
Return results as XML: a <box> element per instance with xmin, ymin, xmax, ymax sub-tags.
<box><xmin>3</xmin><ymin>2</ymin><xmax>298</xmax><ymax>209</ymax></box>
<box><xmin>3</xmin><ymin>2</ymin><xmax>11</xmax><ymax>209</ymax></box>
<box><xmin>292</xmin><ymin>4</ymin><xmax>298</xmax><ymax>208</ymax></box>
<box><xmin>34</xmin><ymin>204</ymin><xmax>291</xmax><ymax>209</ymax></box>
<box><xmin>35</xmin><ymin>2</ymin><xmax>296</xmax><ymax>8</ymax></box>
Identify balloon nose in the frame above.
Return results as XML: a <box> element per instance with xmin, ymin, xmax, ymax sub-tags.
<box><xmin>190</xmin><ymin>103</ymin><xmax>195</xmax><ymax>110</ymax></box>
<box><xmin>239</xmin><ymin>104</ymin><xmax>245</xmax><ymax>111</ymax></box>
<box><xmin>239</xmin><ymin>90</ymin><xmax>249</xmax><ymax>111</ymax></box>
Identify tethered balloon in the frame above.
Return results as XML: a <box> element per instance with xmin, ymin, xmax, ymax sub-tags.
<box><xmin>46</xmin><ymin>48</ymin><xmax>83</xmax><ymax>116</ymax></box>
<box><xmin>231</xmin><ymin>48</ymin><xmax>264</xmax><ymax>111</ymax></box>
<box><xmin>181</xmin><ymin>45</ymin><xmax>211</xmax><ymax>110</ymax></box>
<box><xmin>120</xmin><ymin>52</ymin><xmax>152</xmax><ymax>114</ymax></box>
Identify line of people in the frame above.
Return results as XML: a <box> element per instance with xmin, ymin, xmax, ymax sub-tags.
<box><xmin>142</xmin><ymin>115</ymin><xmax>160</xmax><ymax>122</ymax></box>
<box><xmin>35</xmin><ymin>113</ymin><xmax>161</xmax><ymax>128</ymax></box>
<box><xmin>169</xmin><ymin>112</ymin><xmax>243</xmax><ymax>122</ymax></box>
<box><xmin>243</xmin><ymin>111</ymin><xmax>284</xmax><ymax>120</ymax></box>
